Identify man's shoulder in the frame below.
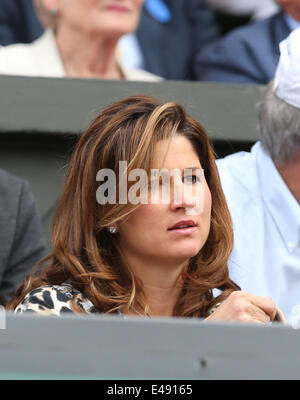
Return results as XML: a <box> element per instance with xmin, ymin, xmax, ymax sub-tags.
<box><xmin>0</xmin><ymin>168</ymin><xmax>24</xmax><ymax>191</ymax></box>
<box><xmin>0</xmin><ymin>169</ymin><xmax>28</xmax><ymax>218</ymax></box>
<box><xmin>195</xmin><ymin>12</ymin><xmax>289</xmax><ymax>83</ymax></box>
<box><xmin>216</xmin><ymin>147</ymin><xmax>260</xmax><ymax>207</ymax></box>
<box><xmin>200</xmin><ymin>12</ymin><xmax>287</xmax><ymax>58</ymax></box>
<box><xmin>218</xmin><ymin>12</ymin><xmax>285</xmax><ymax>45</ymax></box>
<box><xmin>217</xmin><ymin>149</ymin><xmax>257</xmax><ymax>183</ymax></box>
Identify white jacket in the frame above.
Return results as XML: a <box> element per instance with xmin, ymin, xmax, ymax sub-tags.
<box><xmin>0</xmin><ymin>30</ymin><xmax>162</xmax><ymax>82</ymax></box>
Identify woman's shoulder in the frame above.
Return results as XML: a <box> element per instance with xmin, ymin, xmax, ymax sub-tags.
<box><xmin>14</xmin><ymin>283</ymin><xmax>97</xmax><ymax>316</ymax></box>
<box><xmin>0</xmin><ymin>30</ymin><xmax>64</xmax><ymax>77</ymax></box>
<box><xmin>0</xmin><ymin>39</ymin><xmax>38</xmax><ymax>76</ymax></box>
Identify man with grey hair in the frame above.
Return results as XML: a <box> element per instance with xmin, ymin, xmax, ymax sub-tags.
<box><xmin>217</xmin><ymin>28</ymin><xmax>300</xmax><ymax>325</ymax></box>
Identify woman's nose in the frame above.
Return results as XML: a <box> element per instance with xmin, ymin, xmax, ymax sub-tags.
<box><xmin>169</xmin><ymin>177</ymin><xmax>204</xmax><ymax>215</ymax></box>
<box><xmin>169</xmin><ymin>179</ymin><xmax>196</xmax><ymax>210</ymax></box>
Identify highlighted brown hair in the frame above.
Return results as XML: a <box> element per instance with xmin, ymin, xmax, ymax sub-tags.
<box><xmin>7</xmin><ymin>95</ymin><xmax>239</xmax><ymax>317</ymax></box>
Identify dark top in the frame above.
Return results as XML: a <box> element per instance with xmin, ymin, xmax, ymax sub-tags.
<box><xmin>0</xmin><ymin>0</ymin><xmax>43</xmax><ymax>46</ymax></box>
<box><xmin>194</xmin><ymin>12</ymin><xmax>291</xmax><ymax>84</ymax></box>
<box><xmin>137</xmin><ymin>0</ymin><xmax>220</xmax><ymax>80</ymax></box>
<box><xmin>0</xmin><ymin>169</ymin><xmax>47</xmax><ymax>304</ymax></box>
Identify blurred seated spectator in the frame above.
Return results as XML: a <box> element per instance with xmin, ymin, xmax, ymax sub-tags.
<box><xmin>0</xmin><ymin>0</ymin><xmax>219</xmax><ymax>81</ymax></box>
<box><xmin>207</xmin><ymin>0</ymin><xmax>279</xmax><ymax>34</ymax></box>
<box><xmin>216</xmin><ymin>29</ymin><xmax>300</xmax><ymax>325</ymax></box>
<box><xmin>119</xmin><ymin>0</ymin><xmax>220</xmax><ymax>80</ymax></box>
<box><xmin>7</xmin><ymin>96</ymin><xmax>279</xmax><ymax>324</ymax></box>
<box><xmin>208</xmin><ymin>0</ymin><xmax>279</xmax><ymax>19</ymax></box>
<box><xmin>195</xmin><ymin>0</ymin><xmax>299</xmax><ymax>84</ymax></box>
<box><xmin>0</xmin><ymin>0</ymin><xmax>43</xmax><ymax>46</ymax></box>
<box><xmin>0</xmin><ymin>0</ymin><xmax>161</xmax><ymax>81</ymax></box>
<box><xmin>0</xmin><ymin>169</ymin><xmax>46</xmax><ymax>305</ymax></box>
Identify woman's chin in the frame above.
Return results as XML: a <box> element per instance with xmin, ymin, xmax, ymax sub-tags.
<box><xmin>169</xmin><ymin>245</ymin><xmax>201</xmax><ymax>261</ymax></box>
<box><xmin>94</xmin><ymin>22</ymin><xmax>138</xmax><ymax>37</ymax></box>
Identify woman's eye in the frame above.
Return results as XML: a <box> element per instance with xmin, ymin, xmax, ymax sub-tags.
<box><xmin>183</xmin><ymin>175</ymin><xmax>199</xmax><ymax>184</ymax></box>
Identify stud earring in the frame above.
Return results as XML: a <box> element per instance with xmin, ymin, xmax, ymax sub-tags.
<box><xmin>108</xmin><ymin>226</ymin><xmax>118</xmax><ymax>234</ymax></box>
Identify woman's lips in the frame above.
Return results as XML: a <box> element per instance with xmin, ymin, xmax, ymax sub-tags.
<box><xmin>168</xmin><ymin>219</ymin><xmax>196</xmax><ymax>230</ymax></box>
<box><xmin>106</xmin><ymin>5</ymin><xmax>129</xmax><ymax>13</ymax></box>
<box><xmin>167</xmin><ymin>226</ymin><xmax>197</xmax><ymax>236</ymax></box>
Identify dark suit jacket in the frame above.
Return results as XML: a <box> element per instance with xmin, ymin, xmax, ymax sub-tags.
<box><xmin>0</xmin><ymin>0</ymin><xmax>43</xmax><ymax>46</ymax></box>
<box><xmin>0</xmin><ymin>169</ymin><xmax>46</xmax><ymax>305</ymax></box>
<box><xmin>194</xmin><ymin>12</ymin><xmax>292</xmax><ymax>84</ymax></box>
<box><xmin>137</xmin><ymin>0</ymin><xmax>220</xmax><ymax>80</ymax></box>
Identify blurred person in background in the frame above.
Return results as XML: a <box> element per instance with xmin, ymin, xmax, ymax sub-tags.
<box><xmin>0</xmin><ymin>169</ymin><xmax>46</xmax><ymax>306</ymax></box>
<box><xmin>216</xmin><ymin>29</ymin><xmax>300</xmax><ymax>325</ymax></box>
<box><xmin>207</xmin><ymin>0</ymin><xmax>279</xmax><ymax>34</ymax></box>
<box><xmin>0</xmin><ymin>0</ymin><xmax>161</xmax><ymax>81</ymax></box>
<box><xmin>0</xmin><ymin>0</ymin><xmax>220</xmax><ymax>81</ymax></box>
<box><xmin>119</xmin><ymin>0</ymin><xmax>220</xmax><ymax>80</ymax></box>
<box><xmin>207</xmin><ymin>0</ymin><xmax>279</xmax><ymax>20</ymax></box>
<box><xmin>0</xmin><ymin>0</ymin><xmax>43</xmax><ymax>46</ymax></box>
<box><xmin>195</xmin><ymin>0</ymin><xmax>299</xmax><ymax>84</ymax></box>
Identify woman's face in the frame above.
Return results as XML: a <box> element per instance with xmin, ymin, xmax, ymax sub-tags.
<box><xmin>56</xmin><ymin>0</ymin><xmax>144</xmax><ymax>37</ymax></box>
<box><xmin>118</xmin><ymin>136</ymin><xmax>212</xmax><ymax>265</ymax></box>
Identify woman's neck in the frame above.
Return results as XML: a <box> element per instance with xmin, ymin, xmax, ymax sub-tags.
<box><xmin>55</xmin><ymin>25</ymin><xmax>123</xmax><ymax>79</ymax></box>
<box><xmin>124</xmin><ymin>255</ymin><xmax>187</xmax><ymax>317</ymax></box>
<box><xmin>141</xmin><ymin>282</ymin><xmax>182</xmax><ymax>317</ymax></box>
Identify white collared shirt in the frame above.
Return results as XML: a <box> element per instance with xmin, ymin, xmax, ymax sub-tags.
<box><xmin>217</xmin><ymin>142</ymin><xmax>300</xmax><ymax>325</ymax></box>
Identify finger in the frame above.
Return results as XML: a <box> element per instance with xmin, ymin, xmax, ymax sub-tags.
<box><xmin>246</xmin><ymin>304</ymin><xmax>271</xmax><ymax>324</ymax></box>
<box><xmin>274</xmin><ymin>307</ymin><xmax>287</xmax><ymax>324</ymax></box>
<box><xmin>245</xmin><ymin>293</ymin><xmax>277</xmax><ymax>320</ymax></box>
<box><xmin>249</xmin><ymin>317</ymin><xmax>266</xmax><ymax>325</ymax></box>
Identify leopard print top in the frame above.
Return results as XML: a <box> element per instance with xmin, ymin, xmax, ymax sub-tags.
<box><xmin>14</xmin><ymin>283</ymin><xmax>98</xmax><ymax>316</ymax></box>
<box><xmin>15</xmin><ymin>283</ymin><xmax>220</xmax><ymax>317</ymax></box>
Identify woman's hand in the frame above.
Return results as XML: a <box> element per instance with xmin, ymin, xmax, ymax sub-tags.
<box><xmin>205</xmin><ymin>291</ymin><xmax>277</xmax><ymax>324</ymax></box>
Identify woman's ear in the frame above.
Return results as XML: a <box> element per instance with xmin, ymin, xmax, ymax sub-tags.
<box><xmin>41</xmin><ymin>0</ymin><xmax>60</xmax><ymax>12</ymax></box>
<box><xmin>33</xmin><ymin>0</ymin><xmax>59</xmax><ymax>29</ymax></box>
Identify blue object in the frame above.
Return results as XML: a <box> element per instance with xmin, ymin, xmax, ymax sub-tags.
<box><xmin>145</xmin><ymin>0</ymin><xmax>171</xmax><ymax>23</ymax></box>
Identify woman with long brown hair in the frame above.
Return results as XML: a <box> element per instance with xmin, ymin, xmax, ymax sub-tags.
<box><xmin>7</xmin><ymin>95</ymin><xmax>277</xmax><ymax>322</ymax></box>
